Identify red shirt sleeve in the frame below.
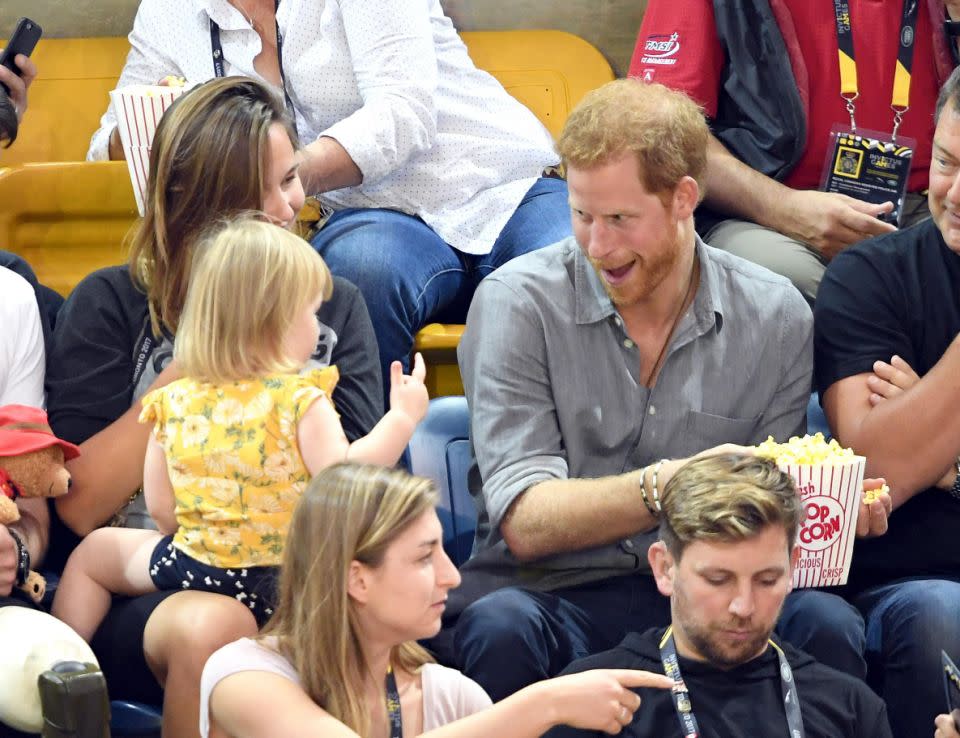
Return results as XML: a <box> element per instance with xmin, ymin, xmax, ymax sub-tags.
<box><xmin>629</xmin><ymin>0</ymin><xmax>724</xmax><ymax>118</ymax></box>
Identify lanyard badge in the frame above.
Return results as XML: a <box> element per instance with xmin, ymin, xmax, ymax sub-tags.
<box><xmin>820</xmin><ymin>0</ymin><xmax>918</xmax><ymax>226</ymax></box>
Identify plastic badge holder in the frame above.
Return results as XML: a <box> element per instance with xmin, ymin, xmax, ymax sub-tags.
<box><xmin>782</xmin><ymin>455</ymin><xmax>866</xmax><ymax>588</ymax></box>
<box><xmin>110</xmin><ymin>84</ymin><xmax>190</xmax><ymax>216</ymax></box>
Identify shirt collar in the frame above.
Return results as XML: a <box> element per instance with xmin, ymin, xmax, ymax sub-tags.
<box><xmin>197</xmin><ymin>0</ymin><xmax>253</xmax><ymax>30</ymax></box>
<box><xmin>573</xmin><ymin>234</ymin><xmax>725</xmax><ymax>333</ymax></box>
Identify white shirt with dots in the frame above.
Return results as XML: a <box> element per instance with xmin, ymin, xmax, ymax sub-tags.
<box><xmin>88</xmin><ymin>0</ymin><xmax>560</xmax><ymax>255</ymax></box>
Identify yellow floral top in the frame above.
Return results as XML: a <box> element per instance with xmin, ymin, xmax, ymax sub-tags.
<box><xmin>139</xmin><ymin>368</ymin><xmax>339</xmax><ymax>568</ymax></box>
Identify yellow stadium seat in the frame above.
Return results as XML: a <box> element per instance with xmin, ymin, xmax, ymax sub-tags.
<box><xmin>414</xmin><ymin>324</ymin><xmax>468</xmax><ymax>397</ymax></box>
<box><xmin>2</xmin><ymin>38</ymin><xmax>131</xmax><ymax>166</ymax></box>
<box><xmin>0</xmin><ymin>162</ymin><xmax>136</xmax><ymax>297</ymax></box>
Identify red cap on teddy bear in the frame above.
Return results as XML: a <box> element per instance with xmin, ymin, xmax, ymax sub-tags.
<box><xmin>0</xmin><ymin>405</ymin><xmax>81</xmax><ymax>460</ymax></box>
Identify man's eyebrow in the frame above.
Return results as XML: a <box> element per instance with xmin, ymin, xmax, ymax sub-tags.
<box><xmin>695</xmin><ymin>566</ymin><xmax>732</xmax><ymax>576</ymax></box>
<box><xmin>933</xmin><ymin>142</ymin><xmax>958</xmax><ymax>161</ymax></box>
<box><xmin>694</xmin><ymin>566</ymin><xmax>786</xmax><ymax>577</ymax></box>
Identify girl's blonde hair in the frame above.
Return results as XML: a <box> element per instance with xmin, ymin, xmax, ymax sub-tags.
<box><xmin>127</xmin><ymin>76</ymin><xmax>297</xmax><ymax>337</ymax></box>
<box><xmin>263</xmin><ymin>464</ymin><xmax>438</xmax><ymax>736</ymax></box>
<box><xmin>174</xmin><ymin>215</ymin><xmax>332</xmax><ymax>383</ymax></box>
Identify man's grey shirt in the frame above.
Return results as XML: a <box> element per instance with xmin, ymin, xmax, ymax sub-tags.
<box><xmin>453</xmin><ymin>235</ymin><xmax>812</xmax><ymax>607</ymax></box>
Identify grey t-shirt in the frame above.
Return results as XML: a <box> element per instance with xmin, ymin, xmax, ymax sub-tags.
<box><xmin>454</xmin><ymin>236</ymin><xmax>812</xmax><ymax>604</ymax></box>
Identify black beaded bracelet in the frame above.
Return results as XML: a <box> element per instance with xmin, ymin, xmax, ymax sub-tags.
<box><xmin>7</xmin><ymin>528</ymin><xmax>29</xmax><ymax>586</ymax></box>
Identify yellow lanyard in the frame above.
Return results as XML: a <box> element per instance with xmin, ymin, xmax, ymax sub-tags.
<box><xmin>834</xmin><ymin>0</ymin><xmax>919</xmax><ymax>138</ymax></box>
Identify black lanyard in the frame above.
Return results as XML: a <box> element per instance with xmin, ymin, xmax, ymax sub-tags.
<box><xmin>208</xmin><ymin>0</ymin><xmax>298</xmax><ymax>135</ymax></box>
<box><xmin>659</xmin><ymin>627</ymin><xmax>805</xmax><ymax>738</ymax></box>
<box><xmin>385</xmin><ymin>666</ymin><xmax>403</xmax><ymax>738</ymax></box>
<box><xmin>833</xmin><ymin>0</ymin><xmax>920</xmax><ymax>139</ymax></box>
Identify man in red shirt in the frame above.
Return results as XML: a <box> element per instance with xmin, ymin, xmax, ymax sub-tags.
<box><xmin>631</xmin><ymin>0</ymin><xmax>958</xmax><ymax>303</ymax></box>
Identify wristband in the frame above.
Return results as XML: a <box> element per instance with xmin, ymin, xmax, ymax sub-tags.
<box><xmin>945</xmin><ymin>19</ymin><xmax>960</xmax><ymax>37</ymax></box>
<box><xmin>651</xmin><ymin>460</ymin><xmax>665</xmax><ymax>515</ymax></box>
<box><xmin>638</xmin><ymin>466</ymin><xmax>658</xmax><ymax>517</ymax></box>
<box><xmin>7</xmin><ymin>528</ymin><xmax>29</xmax><ymax>587</ymax></box>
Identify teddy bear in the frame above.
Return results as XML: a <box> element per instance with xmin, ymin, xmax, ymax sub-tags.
<box><xmin>0</xmin><ymin>404</ymin><xmax>80</xmax><ymax>604</ymax></box>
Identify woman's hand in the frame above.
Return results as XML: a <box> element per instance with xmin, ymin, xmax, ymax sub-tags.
<box><xmin>540</xmin><ymin>669</ymin><xmax>672</xmax><ymax>734</ymax></box>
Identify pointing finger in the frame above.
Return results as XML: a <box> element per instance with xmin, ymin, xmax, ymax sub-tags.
<box><xmin>607</xmin><ymin>669</ymin><xmax>674</xmax><ymax>690</ymax></box>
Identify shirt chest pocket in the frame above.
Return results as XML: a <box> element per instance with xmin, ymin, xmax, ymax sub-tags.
<box><xmin>682</xmin><ymin>410</ymin><xmax>762</xmax><ymax>453</ymax></box>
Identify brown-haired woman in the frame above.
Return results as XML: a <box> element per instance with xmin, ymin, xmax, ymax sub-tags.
<box><xmin>202</xmin><ymin>464</ymin><xmax>672</xmax><ymax>738</ymax></box>
<box><xmin>45</xmin><ymin>76</ymin><xmax>383</xmax><ymax>737</ymax></box>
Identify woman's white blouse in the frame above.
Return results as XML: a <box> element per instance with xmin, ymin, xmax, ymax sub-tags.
<box><xmin>88</xmin><ymin>0</ymin><xmax>559</xmax><ymax>254</ymax></box>
<box><xmin>199</xmin><ymin>637</ymin><xmax>493</xmax><ymax>737</ymax></box>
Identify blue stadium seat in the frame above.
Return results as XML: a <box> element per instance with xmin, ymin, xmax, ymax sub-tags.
<box><xmin>806</xmin><ymin>392</ymin><xmax>831</xmax><ymax>438</ymax></box>
<box><xmin>110</xmin><ymin>700</ymin><xmax>162</xmax><ymax>736</ymax></box>
<box><xmin>408</xmin><ymin>397</ymin><xmax>477</xmax><ymax>567</ymax></box>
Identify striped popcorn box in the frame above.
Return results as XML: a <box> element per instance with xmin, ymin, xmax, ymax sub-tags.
<box><xmin>110</xmin><ymin>83</ymin><xmax>190</xmax><ymax>216</ymax></box>
<box><xmin>781</xmin><ymin>456</ymin><xmax>866</xmax><ymax>588</ymax></box>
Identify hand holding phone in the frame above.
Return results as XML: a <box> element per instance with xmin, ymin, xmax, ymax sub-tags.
<box><xmin>0</xmin><ymin>17</ymin><xmax>42</xmax><ymax>104</ymax></box>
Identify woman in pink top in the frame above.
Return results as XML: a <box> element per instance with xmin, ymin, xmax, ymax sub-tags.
<box><xmin>201</xmin><ymin>463</ymin><xmax>671</xmax><ymax>737</ymax></box>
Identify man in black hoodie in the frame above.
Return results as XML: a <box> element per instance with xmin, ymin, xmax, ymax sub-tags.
<box><xmin>548</xmin><ymin>454</ymin><xmax>891</xmax><ymax>738</ymax></box>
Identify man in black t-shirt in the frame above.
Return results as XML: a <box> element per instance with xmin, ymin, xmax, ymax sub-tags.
<box><xmin>548</xmin><ymin>454</ymin><xmax>890</xmax><ymax>738</ymax></box>
<box><xmin>814</xmin><ymin>65</ymin><xmax>960</xmax><ymax>738</ymax></box>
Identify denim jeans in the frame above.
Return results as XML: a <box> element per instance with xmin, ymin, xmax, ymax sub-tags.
<box><xmin>311</xmin><ymin>177</ymin><xmax>571</xmax><ymax>400</ymax></box>
<box><xmin>439</xmin><ymin>577</ymin><xmax>865</xmax><ymax>702</ymax></box>
<box><xmin>850</xmin><ymin>578</ymin><xmax>960</xmax><ymax>738</ymax></box>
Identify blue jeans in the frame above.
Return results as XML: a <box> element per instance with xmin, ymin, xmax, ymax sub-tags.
<box><xmin>443</xmin><ymin>577</ymin><xmax>864</xmax><ymax>702</ymax></box>
<box><xmin>311</xmin><ymin>177</ymin><xmax>571</xmax><ymax>400</ymax></box>
<box><xmin>851</xmin><ymin>578</ymin><xmax>960</xmax><ymax>738</ymax></box>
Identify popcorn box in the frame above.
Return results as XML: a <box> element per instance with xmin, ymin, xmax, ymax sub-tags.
<box><xmin>110</xmin><ymin>84</ymin><xmax>189</xmax><ymax>216</ymax></box>
<box><xmin>781</xmin><ymin>456</ymin><xmax>865</xmax><ymax>588</ymax></box>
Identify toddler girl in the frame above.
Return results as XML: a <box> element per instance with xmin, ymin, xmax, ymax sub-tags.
<box><xmin>52</xmin><ymin>216</ymin><xmax>429</xmax><ymax>640</ymax></box>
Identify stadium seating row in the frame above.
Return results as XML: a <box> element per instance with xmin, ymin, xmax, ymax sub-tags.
<box><xmin>0</xmin><ymin>31</ymin><xmax>615</xmax><ymax>396</ymax></box>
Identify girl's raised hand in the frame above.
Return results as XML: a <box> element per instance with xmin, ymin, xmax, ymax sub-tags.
<box><xmin>389</xmin><ymin>352</ymin><xmax>428</xmax><ymax>425</ymax></box>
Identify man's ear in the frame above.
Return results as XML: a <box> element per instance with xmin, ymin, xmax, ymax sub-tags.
<box><xmin>671</xmin><ymin>175</ymin><xmax>699</xmax><ymax>220</ymax></box>
<box><xmin>649</xmin><ymin>541</ymin><xmax>676</xmax><ymax>597</ymax></box>
<box><xmin>347</xmin><ymin>560</ymin><xmax>370</xmax><ymax>604</ymax></box>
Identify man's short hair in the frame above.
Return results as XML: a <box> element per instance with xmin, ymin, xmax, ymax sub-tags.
<box><xmin>556</xmin><ymin>78</ymin><xmax>708</xmax><ymax>197</ymax></box>
<box><xmin>659</xmin><ymin>454</ymin><xmax>801</xmax><ymax>559</ymax></box>
<box><xmin>936</xmin><ymin>65</ymin><xmax>960</xmax><ymax>123</ymax></box>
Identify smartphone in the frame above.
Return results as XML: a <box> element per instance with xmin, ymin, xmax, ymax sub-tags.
<box><xmin>0</xmin><ymin>17</ymin><xmax>43</xmax><ymax>96</ymax></box>
<box><xmin>942</xmin><ymin>650</ymin><xmax>960</xmax><ymax>729</ymax></box>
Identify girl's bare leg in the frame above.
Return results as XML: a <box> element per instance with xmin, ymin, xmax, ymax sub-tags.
<box><xmin>52</xmin><ymin>528</ymin><xmax>161</xmax><ymax>642</ymax></box>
